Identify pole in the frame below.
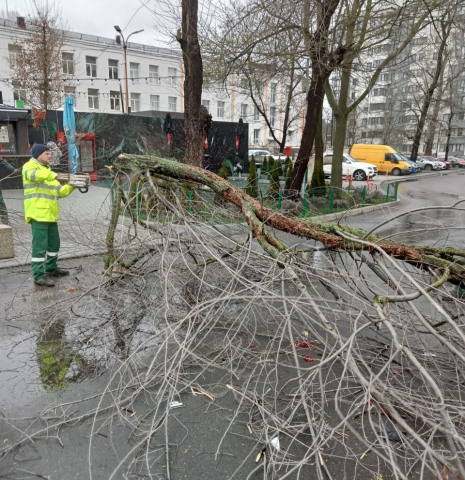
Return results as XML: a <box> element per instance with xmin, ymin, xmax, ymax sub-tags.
<box><xmin>123</xmin><ymin>42</ymin><xmax>130</xmax><ymax>115</ymax></box>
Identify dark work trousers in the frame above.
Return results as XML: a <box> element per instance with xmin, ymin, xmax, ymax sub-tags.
<box><xmin>31</xmin><ymin>221</ymin><xmax>60</xmax><ymax>280</ymax></box>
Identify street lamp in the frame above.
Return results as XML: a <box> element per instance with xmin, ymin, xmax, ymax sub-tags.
<box><xmin>114</xmin><ymin>25</ymin><xmax>144</xmax><ymax>115</ymax></box>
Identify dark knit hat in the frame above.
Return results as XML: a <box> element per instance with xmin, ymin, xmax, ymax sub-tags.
<box><xmin>31</xmin><ymin>144</ymin><xmax>50</xmax><ymax>160</ymax></box>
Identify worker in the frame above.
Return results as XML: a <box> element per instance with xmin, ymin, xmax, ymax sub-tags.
<box><xmin>22</xmin><ymin>144</ymin><xmax>75</xmax><ymax>287</ymax></box>
<box><xmin>0</xmin><ymin>156</ymin><xmax>16</xmax><ymax>224</ymax></box>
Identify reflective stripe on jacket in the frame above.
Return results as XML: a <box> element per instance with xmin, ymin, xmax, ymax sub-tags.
<box><xmin>22</xmin><ymin>158</ymin><xmax>74</xmax><ymax>223</ymax></box>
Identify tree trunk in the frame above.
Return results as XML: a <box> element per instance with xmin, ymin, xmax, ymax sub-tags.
<box><xmin>177</xmin><ymin>0</ymin><xmax>204</xmax><ymax>167</ymax></box>
<box><xmin>289</xmin><ymin>72</ymin><xmax>327</xmax><ymax>192</ymax></box>
<box><xmin>330</xmin><ymin>114</ymin><xmax>348</xmax><ymax>188</ymax></box>
<box><xmin>445</xmin><ymin>111</ymin><xmax>454</xmax><ymax>161</ymax></box>
<box><xmin>424</xmin><ymin>82</ymin><xmax>444</xmax><ymax>155</ymax></box>
<box><xmin>310</xmin><ymin>107</ymin><xmax>326</xmax><ymax>190</ymax></box>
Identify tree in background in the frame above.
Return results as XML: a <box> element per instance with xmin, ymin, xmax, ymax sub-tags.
<box><xmin>262</xmin><ymin>157</ymin><xmax>269</xmax><ymax>175</ymax></box>
<box><xmin>245</xmin><ymin>158</ymin><xmax>258</xmax><ymax>197</ymax></box>
<box><xmin>10</xmin><ymin>1</ymin><xmax>64</xmax><ymax>112</ymax></box>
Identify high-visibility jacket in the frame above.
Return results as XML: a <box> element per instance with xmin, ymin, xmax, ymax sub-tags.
<box><xmin>22</xmin><ymin>159</ymin><xmax>74</xmax><ymax>223</ymax></box>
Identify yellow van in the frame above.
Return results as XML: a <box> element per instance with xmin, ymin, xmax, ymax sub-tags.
<box><xmin>350</xmin><ymin>144</ymin><xmax>412</xmax><ymax>176</ymax></box>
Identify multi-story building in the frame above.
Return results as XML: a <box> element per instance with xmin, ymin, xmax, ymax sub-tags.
<box><xmin>0</xmin><ymin>17</ymin><xmax>304</xmax><ymax>152</ymax></box>
<box><xmin>352</xmin><ymin>14</ymin><xmax>465</xmax><ymax>157</ymax></box>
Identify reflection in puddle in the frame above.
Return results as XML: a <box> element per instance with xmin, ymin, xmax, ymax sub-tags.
<box><xmin>36</xmin><ymin>320</ymin><xmax>84</xmax><ymax>391</ymax></box>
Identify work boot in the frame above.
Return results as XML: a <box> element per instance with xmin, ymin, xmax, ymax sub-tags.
<box><xmin>46</xmin><ymin>268</ymin><xmax>70</xmax><ymax>277</ymax></box>
<box><xmin>34</xmin><ymin>277</ymin><xmax>55</xmax><ymax>287</ymax></box>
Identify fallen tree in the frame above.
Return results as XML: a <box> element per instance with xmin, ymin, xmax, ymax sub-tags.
<box><xmin>107</xmin><ymin>153</ymin><xmax>465</xmax><ymax>284</ymax></box>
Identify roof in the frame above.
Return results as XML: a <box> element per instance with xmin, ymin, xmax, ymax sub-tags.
<box><xmin>0</xmin><ymin>104</ymin><xmax>29</xmax><ymax>120</ymax></box>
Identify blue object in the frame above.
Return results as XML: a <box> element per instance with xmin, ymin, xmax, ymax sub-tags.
<box><xmin>63</xmin><ymin>97</ymin><xmax>79</xmax><ymax>173</ymax></box>
<box><xmin>405</xmin><ymin>160</ymin><xmax>419</xmax><ymax>173</ymax></box>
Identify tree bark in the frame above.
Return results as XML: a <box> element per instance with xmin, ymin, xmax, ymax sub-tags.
<box><xmin>289</xmin><ymin>72</ymin><xmax>328</xmax><ymax>193</ymax></box>
<box><xmin>331</xmin><ymin>113</ymin><xmax>349</xmax><ymax>187</ymax></box>
<box><xmin>177</xmin><ymin>0</ymin><xmax>204</xmax><ymax>167</ymax></box>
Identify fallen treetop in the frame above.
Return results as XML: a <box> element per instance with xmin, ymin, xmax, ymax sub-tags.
<box><xmin>111</xmin><ymin>153</ymin><xmax>465</xmax><ymax>283</ymax></box>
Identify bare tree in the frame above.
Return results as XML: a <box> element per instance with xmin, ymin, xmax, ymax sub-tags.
<box><xmin>9</xmin><ymin>0</ymin><xmax>64</xmax><ymax>112</ymax></box>
<box><xmin>177</xmin><ymin>0</ymin><xmax>207</xmax><ymax>167</ymax></box>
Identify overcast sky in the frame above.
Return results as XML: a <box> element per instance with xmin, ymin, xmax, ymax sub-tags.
<box><xmin>6</xmin><ymin>0</ymin><xmax>176</xmax><ymax>47</ymax></box>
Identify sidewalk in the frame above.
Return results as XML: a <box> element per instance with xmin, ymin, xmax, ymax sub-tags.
<box><xmin>0</xmin><ymin>185</ymin><xmax>113</xmax><ymax>269</ymax></box>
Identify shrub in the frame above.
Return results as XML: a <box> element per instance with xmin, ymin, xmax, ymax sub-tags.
<box><xmin>285</xmin><ymin>159</ymin><xmax>294</xmax><ymax>190</ymax></box>
<box><xmin>245</xmin><ymin>159</ymin><xmax>258</xmax><ymax>198</ymax></box>
<box><xmin>267</xmin><ymin>159</ymin><xmax>281</xmax><ymax>199</ymax></box>
<box><xmin>218</xmin><ymin>163</ymin><xmax>229</xmax><ymax>179</ymax></box>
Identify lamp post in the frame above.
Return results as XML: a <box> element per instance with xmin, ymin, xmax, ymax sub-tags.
<box><xmin>114</xmin><ymin>26</ymin><xmax>144</xmax><ymax>115</ymax></box>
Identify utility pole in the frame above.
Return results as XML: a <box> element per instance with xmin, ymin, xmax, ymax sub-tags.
<box><xmin>114</xmin><ymin>26</ymin><xmax>143</xmax><ymax>115</ymax></box>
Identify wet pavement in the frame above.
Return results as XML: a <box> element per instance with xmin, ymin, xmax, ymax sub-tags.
<box><xmin>0</xmin><ymin>172</ymin><xmax>463</xmax><ymax>479</ymax></box>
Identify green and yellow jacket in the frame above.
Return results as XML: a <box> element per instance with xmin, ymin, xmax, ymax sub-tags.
<box><xmin>22</xmin><ymin>159</ymin><xmax>74</xmax><ymax>223</ymax></box>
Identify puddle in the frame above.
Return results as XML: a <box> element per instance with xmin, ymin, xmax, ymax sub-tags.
<box><xmin>35</xmin><ymin>319</ymin><xmax>86</xmax><ymax>391</ymax></box>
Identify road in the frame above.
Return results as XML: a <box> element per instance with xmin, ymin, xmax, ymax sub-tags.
<box><xmin>347</xmin><ymin>171</ymin><xmax>465</xmax><ymax>248</ymax></box>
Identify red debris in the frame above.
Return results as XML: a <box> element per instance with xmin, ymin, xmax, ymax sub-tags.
<box><xmin>302</xmin><ymin>355</ymin><xmax>314</xmax><ymax>363</ymax></box>
<box><xmin>249</xmin><ymin>344</ymin><xmax>256</xmax><ymax>349</ymax></box>
<box><xmin>296</xmin><ymin>342</ymin><xmax>313</xmax><ymax>349</ymax></box>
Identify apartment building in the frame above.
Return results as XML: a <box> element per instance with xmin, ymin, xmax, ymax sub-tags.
<box><xmin>352</xmin><ymin>14</ymin><xmax>465</xmax><ymax>156</ymax></box>
<box><xmin>0</xmin><ymin>17</ymin><xmax>304</xmax><ymax>152</ymax></box>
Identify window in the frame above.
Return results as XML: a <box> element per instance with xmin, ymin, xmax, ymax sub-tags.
<box><xmin>443</xmin><ymin>114</ymin><xmax>450</xmax><ymax>121</ymax></box>
<box><xmin>270</xmin><ymin>106</ymin><xmax>277</xmax><ymax>127</ymax></box>
<box><xmin>150</xmin><ymin>95</ymin><xmax>159</xmax><ymax>110</ymax></box>
<box><xmin>130</xmin><ymin>63</ymin><xmax>140</xmax><ymax>83</ymax></box>
<box><xmin>149</xmin><ymin>65</ymin><xmax>160</xmax><ymax>85</ymax></box>
<box><xmin>130</xmin><ymin>93</ymin><xmax>140</xmax><ymax>112</ymax></box>
<box><xmin>217</xmin><ymin>80</ymin><xmax>226</xmax><ymax>91</ymax></box>
<box><xmin>168</xmin><ymin>67</ymin><xmax>177</xmax><ymax>86</ymax></box>
<box><xmin>217</xmin><ymin>101</ymin><xmax>225</xmax><ymax>118</ymax></box>
<box><xmin>88</xmin><ymin>89</ymin><xmax>99</xmax><ymax>109</ymax></box>
<box><xmin>241</xmin><ymin>104</ymin><xmax>248</xmax><ymax>118</ymax></box>
<box><xmin>373</xmin><ymin>88</ymin><xmax>386</xmax><ymax>97</ymax></box>
<box><xmin>462</xmin><ymin>96</ymin><xmax>465</xmax><ymax>105</ymax></box>
<box><xmin>13</xmin><ymin>83</ymin><xmax>26</xmax><ymax>102</ymax></box>
<box><xmin>202</xmin><ymin>99</ymin><xmax>210</xmax><ymax>109</ymax></box>
<box><xmin>8</xmin><ymin>44</ymin><xmax>21</xmax><ymax>67</ymax></box>
<box><xmin>86</xmin><ymin>56</ymin><xmax>97</xmax><ymax>77</ymax></box>
<box><xmin>254</xmin><ymin>106</ymin><xmax>260</xmax><ymax>121</ymax></box>
<box><xmin>240</xmin><ymin>77</ymin><xmax>248</xmax><ymax>91</ymax></box>
<box><xmin>270</xmin><ymin>83</ymin><xmax>277</xmax><ymax>103</ymax></box>
<box><xmin>373</xmin><ymin>59</ymin><xmax>383</xmax><ymax>68</ymax></box>
<box><xmin>110</xmin><ymin>91</ymin><xmax>121</xmax><ymax>111</ymax></box>
<box><xmin>168</xmin><ymin>96</ymin><xmax>177</xmax><ymax>112</ymax></box>
<box><xmin>64</xmin><ymin>86</ymin><xmax>76</xmax><ymax>101</ymax></box>
<box><xmin>253</xmin><ymin>129</ymin><xmax>260</xmax><ymax>144</ymax></box>
<box><xmin>369</xmin><ymin>117</ymin><xmax>384</xmax><ymax>125</ymax></box>
<box><xmin>62</xmin><ymin>52</ymin><xmax>74</xmax><ymax>75</ymax></box>
<box><xmin>108</xmin><ymin>59</ymin><xmax>118</xmax><ymax>79</ymax></box>
<box><xmin>379</xmin><ymin>73</ymin><xmax>389</xmax><ymax>82</ymax></box>
<box><xmin>370</xmin><ymin>103</ymin><xmax>386</xmax><ymax>111</ymax></box>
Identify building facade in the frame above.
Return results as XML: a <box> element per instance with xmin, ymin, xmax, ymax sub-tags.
<box><xmin>0</xmin><ymin>17</ymin><xmax>305</xmax><ymax>153</ymax></box>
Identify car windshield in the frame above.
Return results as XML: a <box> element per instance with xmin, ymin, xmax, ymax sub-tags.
<box><xmin>343</xmin><ymin>154</ymin><xmax>358</xmax><ymax>163</ymax></box>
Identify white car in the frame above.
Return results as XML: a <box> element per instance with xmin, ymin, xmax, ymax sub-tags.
<box><xmin>416</xmin><ymin>157</ymin><xmax>441</xmax><ymax>171</ymax></box>
<box><xmin>323</xmin><ymin>153</ymin><xmax>378</xmax><ymax>181</ymax></box>
<box><xmin>248</xmin><ymin>149</ymin><xmax>284</xmax><ymax>161</ymax></box>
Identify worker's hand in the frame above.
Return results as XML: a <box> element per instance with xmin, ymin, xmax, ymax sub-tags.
<box><xmin>68</xmin><ymin>180</ymin><xmax>87</xmax><ymax>188</ymax></box>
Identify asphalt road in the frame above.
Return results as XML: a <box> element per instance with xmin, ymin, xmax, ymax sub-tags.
<box><xmin>347</xmin><ymin>171</ymin><xmax>465</xmax><ymax>248</ymax></box>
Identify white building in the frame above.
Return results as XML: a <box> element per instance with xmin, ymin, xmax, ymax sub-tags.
<box><xmin>0</xmin><ymin>17</ymin><xmax>304</xmax><ymax>152</ymax></box>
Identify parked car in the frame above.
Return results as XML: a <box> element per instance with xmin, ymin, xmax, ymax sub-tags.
<box><xmin>350</xmin><ymin>144</ymin><xmax>411</xmax><ymax>176</ymax></box>
<box><xmin>323</xmin><ymin>152</ymin><xmax>377</xmax><ymax>181</ymax></box>
<box><xmin>422</xmin><ymin>156</ymin><xmax>450</xmax><ymax>169</ymax></box>
<box><xmin>446</xmin><ymin>156</ymin><xmax>465</xmax><ymax>168</ymax></box>
<box><xmin>248</xmin><ymin>149</ymin><xmax>285</xmax><ymax>161</ymax></box>
<box><xmin>415</xmin><ymin>156</ymin><xmax>441</xmax><ymax>171</ymax></box>
<box><xmin>399</xmin><ymin>155</ymin><xmax>419</xmax><ymax>173</ymax></box>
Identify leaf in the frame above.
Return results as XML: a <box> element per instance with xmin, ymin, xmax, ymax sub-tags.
<box><xmin>67</xmin><ymin>287</ymin><xmax>76</xmax><ymax>292</ymax></box>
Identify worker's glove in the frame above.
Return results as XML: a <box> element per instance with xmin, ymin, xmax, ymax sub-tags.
<box><xmin>69</xmin><ymin>180</ymin><xmax>87</xmax><ymax>188</ymax></box>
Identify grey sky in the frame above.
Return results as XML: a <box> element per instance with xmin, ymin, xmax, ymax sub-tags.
<box><xmin>5</xmin><ymin>0</ymin><xmax>176</xmax><ymax>47</ymax></box>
